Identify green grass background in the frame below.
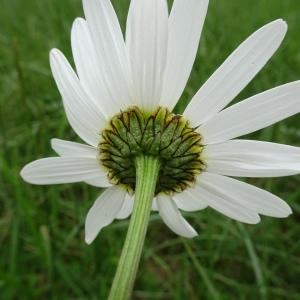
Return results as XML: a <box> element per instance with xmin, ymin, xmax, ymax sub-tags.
<box><xmin>1</xmin><ymin>0</ymin><xmax>300</xmax><ymax>299</ymax></box>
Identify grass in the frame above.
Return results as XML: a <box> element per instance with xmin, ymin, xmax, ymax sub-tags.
<box><xmin>1</xmin><ymin>0</ymin><xmax>300</xmax><ymax>299</ymax></box>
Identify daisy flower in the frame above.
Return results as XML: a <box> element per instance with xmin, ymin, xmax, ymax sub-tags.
<box><xmin>21</xmin><ymin>0</ymin><xmax>300</xmax><ymax>247</ymax></box>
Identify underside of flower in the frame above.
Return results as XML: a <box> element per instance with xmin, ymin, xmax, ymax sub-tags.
<box><xmin>99</xmin><ymin>107</ymin><xmax>205</xmax><ymax>195</ymax></box>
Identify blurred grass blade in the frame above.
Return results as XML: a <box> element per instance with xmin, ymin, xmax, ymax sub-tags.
<box><xmin>238</xmin><ymin>223</ymin><xmax>268</xmax><ymax>300</ymax></box>
<box><xmin>183</xmin><ymin>239</ymin><xmax>220</xmax><ymax>300</ymax></box>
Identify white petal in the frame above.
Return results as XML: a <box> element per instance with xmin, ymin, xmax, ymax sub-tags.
<box><xmin>199</xmin><ymin>81</ymin><xmax>300</xmax><ymax>144</ymax></box>
<box><xmin>50</xmin><ymin>49</ymin><xmax>106</xmax><ymax>146</ymax></box>
<box><xmin>173</xmin><ymin>187</ymin><xmax>208</xmax><ymax>212</ymax></box>
<box><xmin>157</xmin><ymin>194</ymin><xmax>197</xmax><ymax>238</ymax></box>
<box><xmin>195</xmin><ymin>174</ymin><xmax>261</xmax><ymax>223</ymax></box>
<box><xmin>204</xmin><ymin>139</ymin><xmax>300</xmax><ymax>177</ymax></box>
<box><xmin>71</xmin><ymin>18</ymin><xmax>121</xmax><ymax>118</ymax></box>
<box><xmin>82</xmin><ymin>0</ymin><xmax>132</xmax><ymax>111</ymax></box>
<box><xmin>51</xmin><ymin>138</ymin><xmax>97</xmax><ymax>157</ymax></box>
<box><xmin>160</xmin><ymin>0</ymin><xmax>209</xmax><ymax>109</ymax></box>
<box><xmin>51</xmin><ymin>138</ymin><xmax>111</xmax><ymax>187</ymax></box>
<box><xmin>204</xmin><ymin>139</ymin><xmax>300</xmax><ymax>162</ymax></box>
<box><xmin>84</xmin><ymin>176</ymin><xmax>111</xmax><ymax>188</ymax></box>
<box><xmin>126</xmin><ymin>0</ymin><xmax>168</xmax><ymax>110</ymax></box>
<box><xmin>152</xmin><ymin>198</ymin><xmax>158</xmax><ymax>211</ymax></box>
<box><xmin>206</xmin><ymin>160</ymin><xmax>300</xmax><ymax>178</ymax></box>
<box><xmin>20</xmin><ymin>157</ymin><xmax>109</xmax><ymax>186</ymax></box>
<box><xmin>199</xmin><ymin>172</ymin><xmax>292</xmax><ymax>218</ymax></box>
<box><xmin>116</xmin><ymin>193</ymin><xmax>134</xmax><ymax>220</ymax></box>
<box><xmin>85</xmin><ymin>186</ymin><xmax>126</xmax><ymax>244</ymax></box>
<box><xmin>185</xmin><ymin>19</ymin><xmax>287</xmax><ymax>125</ymax></box>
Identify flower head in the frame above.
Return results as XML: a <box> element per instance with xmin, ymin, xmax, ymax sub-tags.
<box><xmin>21</xmin><ymin>0</ymin><xmax>300</xmax><ymax>244</ymax></box>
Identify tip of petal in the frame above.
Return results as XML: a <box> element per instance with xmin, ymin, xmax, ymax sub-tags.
<box><xmin>262</xmin><ymin>198</ymin><xmax>293</xmax><ymax>218</ymax></box>
<box><xmin>73</xmin><ymin>17</ymin><xmax>86</xmax><ymax>27</ymax></box>
<box><xmin>50</xmin><ymin>138</ymin><xmax>57</xmax><ymax>147</ymax></box>
<box><xmin>49</xmin><ymin>49</ymin><xmax>62</xmax><ymax>69</ymax></box>
<box><xmin>187</xmin><ymin>230</ymin><xmax>198</xmax><ymax>239</ymax></box>
<box><xmin>20</xmin><ymin>164</ymin><xmax>35</xmax><ymax>184</ymax></box>
<box><xmin>49</xmin><ymin>48</ymin><xmax>59</xmax><ymax>58</ymax></box>
<box><xmin>273</xmin><ymin>18</ymin><xmax>288</xmax><ymax>32</ymax></box>
<box><xmin>85</xmin><ymin>227</ymin><xmax>101</xmax><ymax>245</ymax></box>
<box><xmin>84</xmin><ymin>236</ymin><xmax>94</xmax><ymax>245</ymax></box>
<box><xmin>287</xmin><ymin>206</ymin><xmax>293</xmax><ymax>216</ymax></box>
<box><xmin>19</xmin><ymin>163</ymin><xmax>39</xmax><ymax>185</ymax></box>
<box><xmin>19</xmin><ymin>166</ymin><xmax>27</xmax><ymax>181</ymax></box>
<box><xmin>271</xmin><ymin>18</ymin><xmax>286</xmax><ymax>25</ymax></box>
<box><xmin>71</xmin><ymin>18</ymin><xmax>87</xmax><ymax>38</ymax></box>
<box><xmin>252</xmin><ymin>216</ymin><xmax>261</xmax><ymax>224</ymax></box>
<box><xmin>243</xmin><ymin>214</ymin><xmax>261</xmax><ymax>225</ymax></box>
<box><xmin>264</xmin><ymin>19</ymin><xmax>287</xmax><ymax>37</ymax></box>
<box><xmin>49</xmin><ymin>49</ymin><xmax>67</xmax><ymax>68</ymax></box>
<box><xmin>275</xmin><ymin>204</ymin><xmax>293</xmax><ymax>218</ymax></box>
<box><xmin>277</xmin><ymin>18</ymin><xmax>287</xmax><ymax>25</ymax></box>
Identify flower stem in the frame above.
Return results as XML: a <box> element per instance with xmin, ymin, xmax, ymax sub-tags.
<box><xmin>108</xmin><ymin>155</ymin><xmax>161</xmax><ymax>300</ymax></box>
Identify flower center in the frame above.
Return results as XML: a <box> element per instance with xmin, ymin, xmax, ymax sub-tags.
<box><xmin>99</xmin><ymin>107</ymin><xmax>205</xmax><ymax>195</ymax></box>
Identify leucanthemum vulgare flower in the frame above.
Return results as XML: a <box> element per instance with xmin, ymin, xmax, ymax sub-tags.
<box><xmin>21</xmin><ymin>0</ymin><xmax>300</xmax><ymax>246</ymax></box>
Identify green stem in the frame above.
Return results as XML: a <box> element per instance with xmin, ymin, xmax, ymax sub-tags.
<box><xmin>108</xmin><ymin>155</ymin><xmax>161</xmax><ymax>300</ymax></box>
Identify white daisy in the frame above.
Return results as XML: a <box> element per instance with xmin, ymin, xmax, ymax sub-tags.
<box><xmin>21</xmin><ymin>0</ymin><xmax>300</xmax><ymax>245</ymax></box>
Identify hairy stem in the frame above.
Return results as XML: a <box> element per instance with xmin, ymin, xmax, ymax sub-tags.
<box><xmin>108</xmin><ymin>155</ymin><xmax>160</xmax><ymax>300</ymax></box>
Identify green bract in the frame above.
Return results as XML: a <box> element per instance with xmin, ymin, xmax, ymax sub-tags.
<box><xmin>99</xmin><ymin>107</ymin><xmax>205</xmax><ymax>195</ymax></box>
